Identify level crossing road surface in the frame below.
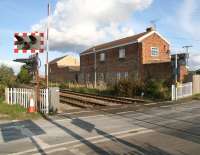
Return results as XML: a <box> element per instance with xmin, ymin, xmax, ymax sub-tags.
<box><xmin>0</xmin><ymin>100</ymin><xmax>200</xmax><ymax>155</ymax></box>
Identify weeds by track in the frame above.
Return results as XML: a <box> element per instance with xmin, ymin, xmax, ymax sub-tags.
<box><xmin>60</xmin><ymin>89</ymin><xmax>149</xmax><ymax>108</ymax></box>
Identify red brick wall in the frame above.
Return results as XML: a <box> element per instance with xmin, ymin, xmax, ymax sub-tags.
<box><xmin>49</xmin><ymin>63</ymin><xmax>79</xmax><ymax>83</ymax></box>
<box><xmin>141</xmin><ymin>33</ymin><xmax>170</xmax><ymax>64</ymax></box>
<box><xmin>179</xmin><ymin>65</ymin><xmax>188</xmax><ymax>82</ymax></box>
<box><xmin>142</xmin><ymin>62</ymin><xmax>172</xmax><ymax>81</ymax></box>
<box><xmin>80</xmin><ymin>32</ymin><xmax>171</xmax><ymax>84</ymax></box>
<box><xmin>80</xmin><ymin>43</ymin><xmax>140</xmax><ymax>84</ymax></box>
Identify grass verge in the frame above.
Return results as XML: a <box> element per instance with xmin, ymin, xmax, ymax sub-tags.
<box><xmin>0</xmin><ymin>98</ymin><xmax>41</xmax><ymax>120</ymax></box>
<box><xmin>192</xmin><ymin>94</ymin><xmax>200</xmax><ymax>100</ymax></box>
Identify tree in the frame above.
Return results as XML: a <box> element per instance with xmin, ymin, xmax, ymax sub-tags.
<box><xmin>16</xmin><ymin>65</ymin><xmax>32</xmax><ymax>84</ymax></box>
<box><xmin>0</xmin><ymin>65</ymin><xmax>15</xmax><ymax>87</ymax></box>
<box><xmin>0</xmin><ymin>65</ymin><xmax>16</xmax><ymax>97</ymax></box>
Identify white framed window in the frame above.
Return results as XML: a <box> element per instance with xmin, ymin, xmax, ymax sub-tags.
<box><xmin>117</xmin><ymin>72</ymin><xmax>121</xmax><ymax>80</ymax></box>
<box><xmin>119</xmin><ymin>48</ymin><xmax>125</xmax><ymax>58</ymax></box>
<box><xmin>99</xmin><ymin>73</ymin><xmax>104</xmax><ymax>81</ymax></box>
<box><xmin>151</xmin><ymin>47</ymin><xmax>159</xmax><ymax>56</ymax></box>
<box><xmin>86</xmin><ymin>73</ymin><xmax>90</xmax><ymax>82</ymax></box>
<box><xmin>100</xmin><ymin>53</ymin><xmax>105</xmax><ymax>61</ymax></box>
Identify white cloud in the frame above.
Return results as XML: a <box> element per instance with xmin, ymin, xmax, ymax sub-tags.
<box><xmin>189</xmin><ymin>53</ymin><xmax>200</xmax><ymax>70</ymax></box>
<box><xmin>0</xmin><ymin>60</ymin><xmax>23</xmax><ymax>74</ymax></box>
<box><xmin>173</xmin><ymin>0</ymin><xmax>200</xmax><ymax>70</ymax></box>
<box><xmin>178</xmin><ymin>0</ymin><xmax>200</xmax><ymax>38</ymax></box>
<box><xmin>32</xmin><ymin>0</ymin><xmax>153</xmax><ymax>52</ymax></box>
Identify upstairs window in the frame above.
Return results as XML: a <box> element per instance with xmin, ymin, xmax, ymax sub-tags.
<box><xmin>100</xmin><ymin>53</ymin><xmax>105</xmax><ymax>62</ymax></box>
<box><xmin>151</xmin><ymin>47</ymin><xmax>159</xmax><ymax>56</ymax></box>
<box><xmin>119</xmin><ymin>48</ymin><xmax>125</xmax><ymax>58</ymax></box>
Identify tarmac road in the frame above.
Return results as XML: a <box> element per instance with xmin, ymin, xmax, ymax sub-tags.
<box><xmin>0</xmin><ymin>100</ymin><xmax>200</xmax><ymax>155</ymax></box>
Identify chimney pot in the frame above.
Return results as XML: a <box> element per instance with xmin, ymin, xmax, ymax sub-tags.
<box><xmin>146</xmin><ymin>27</ymin><xmax>155</xmax><ymax>32</ymax></box>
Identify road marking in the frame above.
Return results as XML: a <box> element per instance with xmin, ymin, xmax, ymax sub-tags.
<box><xmin>9</xmin><ymin>127</ymin><xmax>152</xmax><ymax>155</ymax></box>
<box><xmin>70</xmin><ymin>148</ymin><xmax>87</xmax><ymax>155</ymax></box>
<box><xmin>56</xmin><ymin>109</ymin><xmax>143</xmax><ymax>121</ymax></box>
<box><xmin>72</xmin><ymin>129</ymin><xmax>153</xmax><ymax>149</ymax></box>
<box><xmin>58</xmin><ymin>106</ymin><xmax>128</xmax><ymax>115</ymax></box>
<box><xmin>144</xmin><ymin>103</ymin><xmax>158</xmax><ymax>106</ymax></box>
<box><xmin>32</xmin><ymin>147</ymin><xmax>67</xmax><ymax>155</ymax></box>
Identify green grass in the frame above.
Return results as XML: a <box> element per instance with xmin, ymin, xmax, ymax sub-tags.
<box><xmin>71</xmin><ymin>87</ymin><xmax>99</xmax><ymax>94</ymax></box>
<box><xmin>0</xmin><ymin>98</ymin><xmax>41</xmax><ymax>120</ymax></box>
<box><xmin>70</xmin><ymin>87</ymin><xmax>116</xmax><ymax>97</ymax></box>
<box><xmin>192</xmin><ymin>94</ymin><xmax>200</xmax><ymax>100</ymax></box>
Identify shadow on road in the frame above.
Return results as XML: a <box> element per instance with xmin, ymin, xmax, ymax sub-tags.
<box><xmin>44</xmin><ymin>114</ymin><xmax>173</xmax><ymax>155</ymax></box>
<box><xmin>44</xmin><ymin>116</ymin><xmax>109</xmax><ymax>155</ymax></box>
<box><xmin>0</xmin><ymin>120</ymin><xmax>46</xmax><ymax>154</ymax></box>
<box><xmin>112</xmin><ymin>110</ymin><xmax>200</xmax><ymax>145</ymax></box>
<box><xmin>0</xmin><ymin>120</ymin><xmax>45</xmax><ymax>142</ymax></box>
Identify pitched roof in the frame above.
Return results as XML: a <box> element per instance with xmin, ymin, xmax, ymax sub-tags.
<box><xmin>49</xmin><ymin>55</ymin><xmax>66</xmax><ymax>64</ymax></box>
<box><xmin>81</xmin><ymin>31</ymin><xmax>148</xmax><ymax>55</ymax></box>
<box><xmin>80</xmin><ymin>28</ymin><xmax>170</xmax><ymax>56</ymax></box>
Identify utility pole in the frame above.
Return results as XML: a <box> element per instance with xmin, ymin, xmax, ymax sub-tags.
<box><xmin>175</xmin><ymin>53</ymin><xmax>178</xmax><ymax>101</ymax></box>
<box><xmin>182</xmin><ymin>45</ymin><xmax>192</xmax><ymax>66</ymax></box>
<box><xmin>46</xmin><ymin>2</ymin><xmax>50</xmax><ymax>89</ymax></box>
<box><xmin>93</xmin><ymin>48</ymin><xmax>97</xmax><ymax>88</ymax></box>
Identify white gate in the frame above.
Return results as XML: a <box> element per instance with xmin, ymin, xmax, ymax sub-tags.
<box><xmin>39</xmin><ymin>89</ymin><xmax>49</xmax><ymax>114</ymax></box>
<box><xmin>5</xmin><ymin>88</ymin><xmax>49</xmax><ymax>114</ymax></box>
<box><xmin>172</xmin><ymin>82</ymin><xmax>193</xmax><ymax>100</ymax></box>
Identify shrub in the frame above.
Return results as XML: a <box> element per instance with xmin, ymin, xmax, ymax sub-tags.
<box><xmin>59</xmin><ymin>82</ymin><xmax>68</xmax><ymax>89</ymax></box>
<box><xmin>144</xmin><ymin>79</ymin><xmax>170</xmax><ymax>100</ymax></box>
<box><xmin>113</xmin><ymin>79</ymin><xmax>144</xmax><ymax>97</ymax></box>
<box><xmin>0</xmin><ymin>84</ymin><xmax>6</xmax><ymax>98</ymax></box>
<box><xmin>112</xmin><ymin>79</ymin><xmax>170</xmax><ymax>100</ymax></box>
<box><xmin>16</xmin><ymin>65</ymin><xmax>32</xmax><ymax>84</ymax></box>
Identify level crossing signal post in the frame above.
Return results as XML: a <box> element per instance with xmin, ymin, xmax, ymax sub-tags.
<box><xmin>13</xmin><ymin>32</ymin><xmax>44</xmax><ymax>112</ymax></box>
<box><xmin>14</xmin><ymin>53</ymin><xmax>40</xmax><ymax>110</ymax></box>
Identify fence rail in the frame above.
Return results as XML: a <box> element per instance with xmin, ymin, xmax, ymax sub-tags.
<box><xmin>172</xmin><ymin>82</ymin><xmax>193</xmax><ymax>100</ymax></box>
<box><xmin>5</xmin><ymin>88</ymin><xmax>49</xmax><ymax>114</ymax></box>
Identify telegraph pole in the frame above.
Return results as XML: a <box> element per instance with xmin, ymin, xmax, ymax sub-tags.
<box><xmin>93</xmin><ymin>48</ymin><xmax>97</xmax><ymax>88</ymax></box>
<box><xmin>46</xmin><ymin>2</ymin><xmax>50</xmax><ymax>89</ymax></box>
<box><xmin>175</xmin><ymin>53</ymin><xmax>178</xmax><ymax>101</ymax></box>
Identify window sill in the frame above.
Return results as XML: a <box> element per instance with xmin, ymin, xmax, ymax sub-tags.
<box><xmin>118</xmin><ymin>57</ymin><xmax>126</xmax><ymax>60</ymax></box>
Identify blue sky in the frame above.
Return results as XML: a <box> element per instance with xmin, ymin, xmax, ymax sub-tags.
<box><xmin>0</xmin><ymin>0</ymin><xmax>200</xmax><ymax>75</ymax></box>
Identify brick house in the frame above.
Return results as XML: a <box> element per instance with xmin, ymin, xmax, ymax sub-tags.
<box><xmin>79</xmin><ymin>27</ymin><xmax>188</xmax><ymax>85</ymax></box>
<box><xmin>49</xmin><ymin>55</ymin><xmax>80</xmax><ymax>83</ymax></box>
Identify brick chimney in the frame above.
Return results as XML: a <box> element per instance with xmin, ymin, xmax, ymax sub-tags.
<box><xmin>146</xmin><ymin>27</ymin><xmax>155</xmax><ymax>32</ymax></box>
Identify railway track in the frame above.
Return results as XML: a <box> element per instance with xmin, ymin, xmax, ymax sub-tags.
<box><xmin>60</xmin><ymin>89</ymin><xmax>150</xmax><ymax>108</ymax></box>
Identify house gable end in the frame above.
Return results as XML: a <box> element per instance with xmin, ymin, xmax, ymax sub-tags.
<box><xmin>137</xmin><ymin>31</ymin><xmax>170</xmax><ymax>45</ymax></box>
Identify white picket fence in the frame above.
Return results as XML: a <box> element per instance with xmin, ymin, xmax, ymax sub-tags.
<box><xmin>5</xmin><ymin>88</ymin><xmax>49</xmax><ymax>114</ymax></box>
<box><xmin>171</xmin><ymin>82</ymin><xmax>193</xmax><ymax>100</ymax></box>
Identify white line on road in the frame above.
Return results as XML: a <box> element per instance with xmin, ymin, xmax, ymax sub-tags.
<box><xmin>9</xmin><ymin>127</ymin><xmax>153</xmax><ymax>155</ymax></box>
<box><xmin>32</xmin><ymin>147</ymin><xmax>67</xmax><ymax>155</ymax></box>
<box><xmin>58</xmin><ymin>106</ymin><xmax>128</xmax><ymax>115</ymax></box>
<box><xmin>71</xmin><ymin>129</ymin><xmax>153</xmax><ymax>149</ymax></box>
<box><xmin>70</xmin><ymin>148</ymin><xmax>88</xmax><ymax>155</ymax></box>
<box><xmin>55</xmin><ymin>109</ymin><xmax>139</xmax><ymax>121</ymax></box>
<box><xmin>144</xmin><ymin>103</ymin><xmax>158</xmax><ymax>106</ymax></box>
